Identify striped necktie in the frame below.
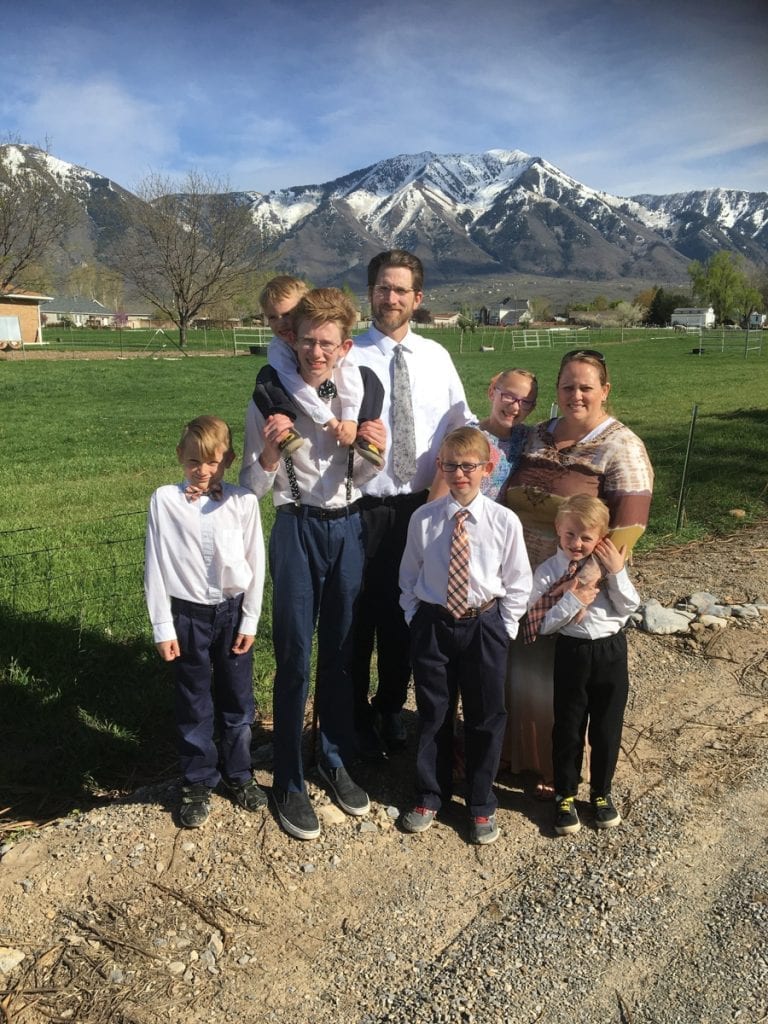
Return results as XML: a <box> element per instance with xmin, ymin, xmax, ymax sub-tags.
<box><xmin>446</xmin><ymin>508</ymin><xmax>471</xmax><ymax>618</ymax></box>
<box><xmin>522</xmin><ymin>559</ymin><xmax>580</xmax><ymax>643</ymax></box>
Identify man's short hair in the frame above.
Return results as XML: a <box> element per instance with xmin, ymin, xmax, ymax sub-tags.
<box><xmin>259</xmin><ymin>275</ymin><xmax>309</xmax><ymax>312</ymax></box>
<box><xmin>367</xmin><ymin>249</ymin><xmax>424</xmax><ymax>294</ymax></box>
<box><xmin>178</xmin><ymin>415</ymin><xmax>234</xmax><ymax>460</ymax></box>
<box><xmin>292</xmin><ymin>287</ymin><xmax>357</xmax><ymax>339</ymax></box>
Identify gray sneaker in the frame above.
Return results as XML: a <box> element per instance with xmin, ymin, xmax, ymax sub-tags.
<box><xmin>224</xmin><ymin>777</ymin><xmax>268</xmax><ymax>811</ymax></box>
<box><xmin>272</xmin><ymin>785</ymin><xmax>321</xmax><ymax>840</ymax></box>
<box><xmin>179</xmin><ymin>783</ymin><xmax>212</xmax><ymax>829</ymax></box>
<box><xmin>318</xmin><ymin>764</ymin><xmax>370</xmax><ymax>816</ymax></box>
<box><xmin>470</xmin><ymin>814</ymin><xmax>499</xmax><ymax>845</ymax></box>
<box><xmin>402</xmin><ymin>806</ymin><xmax>437</xmax><ymax>833</ymax></box>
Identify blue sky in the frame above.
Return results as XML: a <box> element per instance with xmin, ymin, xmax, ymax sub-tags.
<box><xmin>4</xmin><ymin>0</ymin><xmax>767</xmax><ymax>197</ymax></box>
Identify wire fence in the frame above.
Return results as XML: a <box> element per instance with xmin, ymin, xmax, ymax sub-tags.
<box><xmin>0</xmin><ymin>512</ymin><xmax>149</xmax><ymax>638</ymax></box>
<box><xmin>20</xmin><ymin>323</ymin><xmax>762</xmax><ymax>361</ymax></box>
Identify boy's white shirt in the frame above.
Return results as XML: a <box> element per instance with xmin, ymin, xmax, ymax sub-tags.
<box><xmin>398</xmin><ymin>490</ymin><xmax>532</xmax><ymax>638</ymax></box>
<box><xmin>529</xmin><ymin>547</ymin><xmax>640</xmax><ymax>640</ymax></box>
<box><xmin>267</xmin><ymin>336</ymin><xmax>363</xmax><ymax>424</ymax></box>
<box><xmin>144</xmin><ymin>482</ymin><xmax>265</xmax><ymax>644</ymax></box>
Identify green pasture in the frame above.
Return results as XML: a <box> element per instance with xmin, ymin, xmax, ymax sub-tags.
<box><xmin>2</xmin><ymin>333</ymin><xmax>766</xmax><ymax>821</ymax></box>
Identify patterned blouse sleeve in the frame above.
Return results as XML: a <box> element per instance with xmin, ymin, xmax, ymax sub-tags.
<box><xmin>600</xmin><ymin>425</ymin><xmax>654</xmax><ymax>532</ymax></box>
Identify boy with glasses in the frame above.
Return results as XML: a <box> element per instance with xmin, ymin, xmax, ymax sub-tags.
<box><xmin>398</xmin><ymin>427</ymin><xmax>531</xmax><ymax>844</ymax></box>
<box><xmin>240</xmin><ymin>289</ymin><xmax>387</xmax><ymax>841</ymax></box>
<box><xmin>253</xmin><ymin>275</ymin><xmax>384</xmax><ymax>466</ymax></box>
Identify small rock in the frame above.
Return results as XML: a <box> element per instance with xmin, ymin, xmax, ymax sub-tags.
<box><xmin>699</xmin><ymin>615</ymin><xmax>728</xmax><ymax>629</ymax></box>
<box><xmin>207</xmin><ymin>932</ymin><xmax>224</xmax><ymax>958</ymax></box>
<box><xmin>317</xmin><ymin>804</ymin><xmax>346</xmax><ymax>827</ymax></box>
<box><xmin>300</xmin><ymin>862</ymin><xmax>316</xmax><ymax>874</ymax></box>
<box><xmin>731</xmin><ymin>604</ymin><xmax>760</xmax><ymax>619</ymax></box>
<box><xmin>0</xmin><ymin>948</ymin><xmax>26</xmax><ymax>974</ymax></box>
<box><xmin>385</xmin><ymin>805</ymin><xmax>400</xmax><ymax>819</ymax></box>
<box><xmin>359</xmin><ymin>821</ymin><xmax>378</xmax><ymax>834</ymax></box>
<box><xmin>728</xmin><ymin>508</ymin><xmax>746</xmax><ymax>518</ymax></box>
<box><xmin>168</xmin><ymin>961</ymin><xmax>186</xmax><ymax>976</ymax></box>
<box><xmin>688</xmin><ymin>591</ymin><xmax>720</xmax><ymax>612</ymax></box>
<box><xmin>642</xmin><ymin>601</ymin><xmax>694</xmax><ymax>634</ymax></box>
<box><xmin>19</xmin><ymin>878</ymin><xmax>33</xmax><ymax>893</ymax></box>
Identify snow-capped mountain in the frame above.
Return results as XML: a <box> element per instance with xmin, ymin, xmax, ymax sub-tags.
<box><xmin>244</xmin><ymin>150</ymin><xmax>767</xmax><ymax>285</ymax></box>
<box><xmin>3</xmin><ymin>144</ymin><xmax>766</xmax><ymax>290</ymax></box>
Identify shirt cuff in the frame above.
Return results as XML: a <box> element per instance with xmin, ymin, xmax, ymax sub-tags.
<box><xmin>152</xmin><ymin>620</ymin><xmax>177</xmax><ymax>644</ymax></box>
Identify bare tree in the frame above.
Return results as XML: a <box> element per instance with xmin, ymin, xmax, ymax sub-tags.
<box><xmin>119</xmin><ymin>171</ymin><xmax>265</xmax><ymax>347</ymax></box>
<box><xmin>0</xmin><ymin>146</ymin><xmax>79</xmax><ymax>291</ymax></box>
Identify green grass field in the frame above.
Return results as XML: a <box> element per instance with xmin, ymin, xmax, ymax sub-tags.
<box><xmin>2</xmin><ymin>332</ymin><xmax>766</xmax><ymax>821</ymax></box>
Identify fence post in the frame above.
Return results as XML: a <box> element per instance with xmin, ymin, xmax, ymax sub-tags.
<box><xmin>675</xmin><ymin>404</ymin><xmax>698</xmax><ymax>532</ymax></box>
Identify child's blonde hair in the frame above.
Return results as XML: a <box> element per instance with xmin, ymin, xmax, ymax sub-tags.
<box><xmin>439</xmin><ymin>426</ymin><xmax>491</xmax><ymax>463</ymax></box>
<box><xmin>177</xmin><ymin>416</ymin><xmax>234</xmax><ymax>460</ymax></box>
<box><xmin>259</xmin><ymin>275</ymin><xmax>309</xmax><ymax>313</ymax></box>
<box><xmin>555</xmin><ymin>494</ymin><xmax>610</xmax><ymax>535</ymax></box>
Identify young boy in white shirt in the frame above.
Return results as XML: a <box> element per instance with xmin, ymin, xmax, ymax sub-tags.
<box><xmin>144</xmin><ymin>416</ymin><xmax>266</xmax><ymax>829</ymax></box>
<box><xmin>524</xmin><ymin>494</ymin><xmax>640</xmax><ymax>836</ymax></box>
<box><xmin>398</xmin><ymin>426</ymin><xmax>532</xmax><ymax>845</ymax></box>
<box><xmin>253</xmin><ymin>275</ymin><xmax>384</xmax><ymax>465</ymax></box>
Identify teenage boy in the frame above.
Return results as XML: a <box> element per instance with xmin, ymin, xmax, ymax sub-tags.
<box><xmin>398</xmin><ymin>427</ymin><xmax>531</xmax><ymax>845</ymax></box>
<box><xmin>240</xmin><ymin>288</ymin><xmax>387</xmax><ymax>841</ymax></box>
<box><xmin>524</xmin><ymin>494</ymin><xmax>640</xmax><ymax>836</ymax></box>
<box><xmin>352</xmin><ymin>250</ymin><xmax>473</xmax><ymax>754</ymax></box>
<box><xmin>253</xmin><ymin>275</ymin><xmax>384</xmax><ymax>465</ymax></box>
<box><xmin>144</xmin><ymin>416</ymin><xmax>266</xmax><ymax>829</ymax></box>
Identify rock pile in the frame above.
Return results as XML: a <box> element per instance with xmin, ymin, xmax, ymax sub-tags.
<box><xmin>636</xmin><ymin>590</ymin><xmax>767</xmax><ymax>635</ymax></box>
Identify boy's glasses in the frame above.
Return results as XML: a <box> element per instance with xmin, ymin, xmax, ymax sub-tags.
<box><xmin>440</xmin><ymin>461</ymin><xmax>485</xmax><ymax>474</ymax></box>
<box><xmin>560</xmin><ymin>349</ymin><xmax>605</xmax><ymax>364</ymax></box>
<box><xmin>297</xmin><ymin>338</ymin><xmax>342</xmax><ymax>354</ymax></box>
<box><xmin>494</xmin><ymin>387</ymin><xmax>536</xmax><ymax>409</ymax></box>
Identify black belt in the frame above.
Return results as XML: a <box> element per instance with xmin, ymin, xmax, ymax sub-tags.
<box><xmin>426</xmin><ymin>597</ymin><xmax>498</xmax><ymax>622</ymax></box>
<box><xmin>276</xmin><ymin>500</ymin><xmax>361</xmax><ymax>521</ymax></box>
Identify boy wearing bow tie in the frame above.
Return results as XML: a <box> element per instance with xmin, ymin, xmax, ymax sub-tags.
<box><xmin>144</xmin><ymin>416</ymin><xmax>266</xmax><ymax>829</ymax></box>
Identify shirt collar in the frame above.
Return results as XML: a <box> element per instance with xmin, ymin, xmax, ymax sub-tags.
<box><xmin>368</xmin><ymin>323</ymin><xmax>416</xmax><ymax>356</ymax></box>
<box><xmin>446</xmin><ymin>490</ymin><xmax>484</xmax><ymax>522</ymax></box>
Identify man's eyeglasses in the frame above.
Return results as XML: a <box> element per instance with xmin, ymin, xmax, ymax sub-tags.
<box><xmin>372</xmin><ymin>285</ymin><xmax>414</xmax><ymax>298</ymax></box>
<box><xmin>493</xmin><ymin>387</ymin><xmax>536</xmax><ymax>409</ymax></box>
<box><xmin>560</xmin><ymin>349</ymin><xmax>605</xmax><ymax>364</ymax></box>
<box><xmin>297</xmin><ymin>338</ymin><xmax>342</xmax><ymax>354</ymax></box>
<box><xmin>440</xmin><ymin>460</ymin><xmax>485</xmax><ymax>474</ymax></box>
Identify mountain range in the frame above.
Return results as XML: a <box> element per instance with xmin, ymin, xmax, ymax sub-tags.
<box><xmin>3</xmin><ymin>144</ymin><xmax>767</xmax><ymax>294</ymax></box>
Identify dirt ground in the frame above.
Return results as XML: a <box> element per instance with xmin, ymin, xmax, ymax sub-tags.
<box><xmin>1</xmin><ymin>524</ymin><xmax>767</xmax><ymax>1023</ymax></box>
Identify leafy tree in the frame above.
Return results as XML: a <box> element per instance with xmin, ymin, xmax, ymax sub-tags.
<box><xmin>118</xmin><ymin>171</ymin><xmax>265</xmax><ymax>347</ymax></box>
<box><xmin>688</xmin><ymin>251</ymin><xmax>760</xmax><ymax>325</ymax></box>
<box><xmin>0</xmin><ymin>146</ymin><xmax>79</xmax><ymax>291</ymax></box>
<box><xmin>646</xmin><ymin>287</ymin><xmax>692</xmax><ymax>326</ymax></box>
<box><xmin>529</xmin><ymin>296</ymin><xmax>552</xmax><ymax>321</ymax></box>
<box><xmin>412</xmin><ymin>307</ymin><xmax>432</xmax><ymax>324</ymax></box>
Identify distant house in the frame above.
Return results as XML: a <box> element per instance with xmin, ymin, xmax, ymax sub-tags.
<box><xmin>671</xmin><ymin>307</ymin><xmax>715</xmax><ymax>329</ymax></box>
<box><xmin>499</xmin><ymin>299</ymin><xmax>531</xmax><ymax>326</ymax></box>
<box><xmin>0</xmin><ymin>288</ymin><xmax>53</xmax><ymax>346</ymax></box>
<box><xmin>40</xmin><ymin>296</ymin><xmax>155</xmax><ymax>330</ymax></box>
<box><xmin>432</xmin><ymin>312</ymin><xmax>461</xmax><ymax>327</ymax></box>
<box><xmin>40</xmin><ymin>296</ymin><xmax>116</xmax><ymax>327</ymax></box>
